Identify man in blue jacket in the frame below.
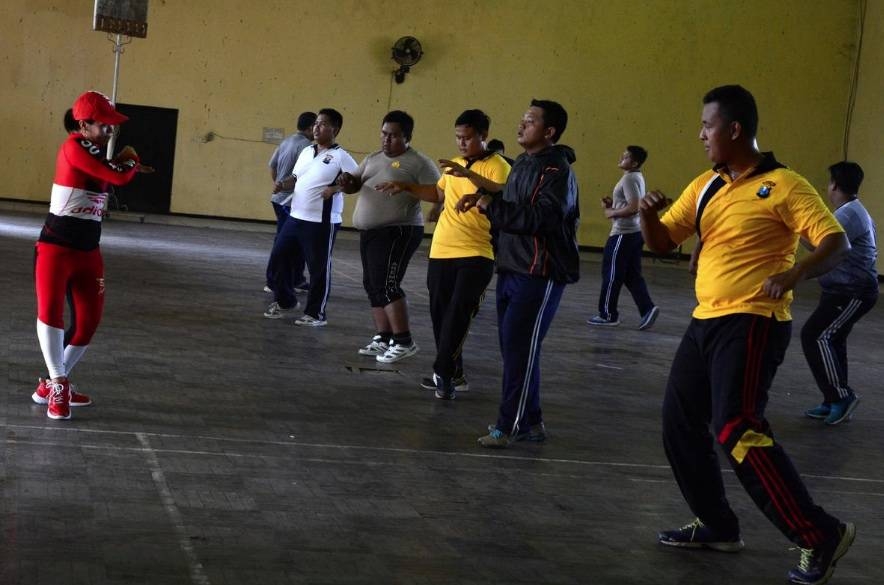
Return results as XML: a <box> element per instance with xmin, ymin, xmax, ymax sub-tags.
<box><xmin>457</xmin><ymin>99</ymin><xmax>580</xmax><ymax>448</ymax></box>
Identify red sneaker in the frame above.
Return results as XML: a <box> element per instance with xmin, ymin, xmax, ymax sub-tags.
<box><xmin>46</xmin><ymin>379</ymin><xmax>72</xmax><ymax>420</ymax></box>
<box><xmin>33</xmin><ymin>378</ymin><xmax>92</xmax><ymax>407</ymax></box>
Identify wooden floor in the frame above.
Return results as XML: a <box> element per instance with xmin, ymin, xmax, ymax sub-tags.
<box><xmin>1</xmin><ymin>209</ymin><xmax>881</xmax><ymax>585</ymax></box>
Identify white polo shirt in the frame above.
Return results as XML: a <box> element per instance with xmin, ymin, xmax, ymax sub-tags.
<box><xmin>290</xmin><ymin>144</ymin><xmax>358</xmax><ymax>224</ymax></box>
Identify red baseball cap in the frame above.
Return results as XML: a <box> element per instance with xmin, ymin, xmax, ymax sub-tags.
<box><xmin>72</xmin><ymin>91</ymin><xmax>128</xmax><ymax>125</ymax></box>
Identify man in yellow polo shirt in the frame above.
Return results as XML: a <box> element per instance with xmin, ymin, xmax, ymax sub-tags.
<box><xmin>640</xmin><ymin>85</ymin><xmax>853</xmax><ymax>585</ymax></box>
<box><xmin>377</xmin><ymin>109</ymin><xmax>510</xmax><ymax>399</ymax></box>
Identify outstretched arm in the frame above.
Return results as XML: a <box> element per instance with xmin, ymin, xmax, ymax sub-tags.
<box><xmin>375</xmin><ymin>181</ymin><xmax>443</xmax><ymax>203</ymax></box>
<box><xmin>438</xmin><ymin>159</ymin><xmax>506</xmax><ymax>194</ymax></box>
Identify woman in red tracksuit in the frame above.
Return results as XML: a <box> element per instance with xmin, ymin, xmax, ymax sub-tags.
<box><xmin>33</xmin><ymin>91</ymin><xmax>140</xmax><ymax>420</ymax></box>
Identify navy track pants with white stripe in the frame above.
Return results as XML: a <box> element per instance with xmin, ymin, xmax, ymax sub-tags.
<box><xmin>800</xmin><ymin>291</ymin><xmax>877</xmax><ymax>403</ymax></box>
<box><xmin>269</xmin><ymin>217</ymin><xmax>338</xmax><ymax>319</ymax></box>
<box><xmin>494</xmin><ymin>272</ymin><xmax>564</xmax><ymax>435</ymax></box>
<box><xmin>598</xmin><ymin>231</ymin><xmax>654</xmax><ymax>321</ymax></box>
<box><xmin>662</xmin><ymin>314</ymin><xmax>841</xmax><ymax>549</ymax></box>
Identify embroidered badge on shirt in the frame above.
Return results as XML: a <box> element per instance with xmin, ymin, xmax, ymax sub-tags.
<box><xmin>757</xmin><ymin>181</ymin><xmax>775</xmax><ymax>198</ymax></box>
<box><xmin>391</xmin><ymin>161</ymin><xmax>401</xmax><ymax>169</ymax></box>
<box><xmin>322</xmin><ymin>154</ymin><xmax>333</xmax><ymax>164</ymax></box>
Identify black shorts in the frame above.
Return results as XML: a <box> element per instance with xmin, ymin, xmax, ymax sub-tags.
<box><xmin>359</xmin><ymin>225</ymin><xmax>424</xmax><ymax>307</ymax></box>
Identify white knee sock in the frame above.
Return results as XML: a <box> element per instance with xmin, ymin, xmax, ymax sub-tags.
<box><xmin>36</xmin><ymin>320</ymin><xmax>65</xmax><ymax>379</ymax></box>
<box><xmin>63</xmin><ymin>344</ymin><xmax>88</xmax><ymax>376</ymax></box>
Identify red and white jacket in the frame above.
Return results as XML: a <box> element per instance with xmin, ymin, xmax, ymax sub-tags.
<box><xmin>39</xmin><ymin>133</ymin><xmax>139</xmax><ymax>250</ymax></box>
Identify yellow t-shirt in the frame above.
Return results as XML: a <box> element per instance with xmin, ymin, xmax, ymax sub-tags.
<box><xmin>661</xmin><ymin>166</ymin><xmax>844</xmax><ymax>320</ymax></box>
<box><xmin>429</xmin><ymin>153</ymin><xmax>511</xmax><ymax>260</ymax></box>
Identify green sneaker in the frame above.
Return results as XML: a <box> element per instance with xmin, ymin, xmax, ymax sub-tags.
<box><xmin>488</xmin><ymin>422</ymin><xmax>547</xmax><ymax>442</ymax></box>
<box><xmin>478</xmin><ymin>428</ymin><xmax>510</xmax><ymax>448</ymax></box>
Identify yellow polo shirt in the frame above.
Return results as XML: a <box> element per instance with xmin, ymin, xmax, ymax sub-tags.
<box><xmin>429</xmin><ymin>153</ymin><xmax>511</xmax><ymax>260</ymax></box>
<box><xmin>661</xmin><ymin>163</ymin><xmax>844</xmax><ymax>320</ymax></box>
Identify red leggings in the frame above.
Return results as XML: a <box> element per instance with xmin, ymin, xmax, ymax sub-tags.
<box><xmin>34</xmin><ymin>242</ymin><xmax>104</xmax><ymax>346</ymax></box>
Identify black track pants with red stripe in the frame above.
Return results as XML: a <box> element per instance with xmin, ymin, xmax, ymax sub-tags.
<box><xmin>662</xmin><ymin>314</ymin><xmax>841</xmax><ymax>548</ymax></box>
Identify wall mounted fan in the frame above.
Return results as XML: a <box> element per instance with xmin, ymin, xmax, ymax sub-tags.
<box><xmin>391</xmin><ymin>36</ymin><xmax>423</xmax><ymax>83</ymax></box>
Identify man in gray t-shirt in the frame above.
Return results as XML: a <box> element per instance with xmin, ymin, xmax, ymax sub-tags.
<box><xmin>588</xmin><ymin>145</ymin><xmax>658</xmax><ymax>330</ymax></box>
<box><xmin>801</xmin><ymin>161</ymin><xmax>878</xmax><ymax>425</ymax></box>
<box><xmin>338</xmin><ymin>111</ymin><xmax>440</xmax><ymax>364</ymax></box>
<box><xmin>264</xmin><ymin>111</ymin><xmax>315</xmax><ymax>292</ymax></box>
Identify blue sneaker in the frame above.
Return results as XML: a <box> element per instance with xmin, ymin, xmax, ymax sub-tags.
<box><xmin>658</xmin><ymin>518</ymin><xmax>744</xmax><ymax>552</ymax></box>
<box><xmin>638</xmin><ymin>306</ymin><xmax>660</xmax><ymax>331</ymax></box>
<box><xmin>587</xmin><ymin>315</ymin><xmax>620</xmax><ymax>327</ymax></box>
<box><xmin>804</xmin><ymin>403</ymin><xmax>831</xmax><ymax>420</ymax></box>
<box><xmin>825</xmin><ymin>394</ymin><xmax>859</xmax><ymax>426</ymax></box>
<box><xmin>787</xmin><ymin>522</ymin><xmax>855</xmax><ymax>585</ymax></box>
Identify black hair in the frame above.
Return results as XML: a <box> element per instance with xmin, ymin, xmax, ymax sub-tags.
<box><xmin>454</xmin><ymin>109</ymin><xmax>490</xmax><ymax>135</ymax></box>
<box><xmin>318</xmin><ymin>108</ymin><xmax>343</xmax><ymax>131</ymax></box>
<box><xmin>828</xmin><ymin>161</ymin><xmax>864</xmax><ymax>196</ymax></box>
<box><xmin>530</xmin><ymin>99</ymin><xmax>568</xmax><ymax>143</ymax></box>
<box><xmin>63</xmin><ymin>108</ymin><xmax>78</xmax><ymax>132</ymax></box>
<box><xmin>702</xmin><ymin>85</ymin><xmax>758</xmax><ymax>139</ymax></box>
<box><xmin>626</xmin><ymin>145</ymin><xmax>648</xmax><ymax>167</ymax></box>
<box><xmin>382</xmin><ymin>110</ymin><xmax>414</xmax><ymax>141</ymax></box>
<box><xmin>487</xmin><ymin>139</ymin><xmax>505</xmax><ymax>153</ymax></box>
<box><xmin>297</xmin><ymin>112</ymin><xmax>317</xmax><ymax>131</ymax></box>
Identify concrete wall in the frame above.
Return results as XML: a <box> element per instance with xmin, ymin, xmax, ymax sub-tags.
<box><xmin>0</xmin><ymin>0</ymin><xmax>868</xmax><ymax>247</ymax></box>
<box><xmin>847</xmin><ymin>1</ymin><xmax>882</xmax><ymax>226</ymax></box>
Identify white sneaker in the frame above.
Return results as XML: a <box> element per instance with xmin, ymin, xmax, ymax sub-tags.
<box><xmin>376</xmin><ymin>342</ymin><xmax>418</xmax><ymax>363</ymax></box>
<box><xmin>264</xmin><ymin>301</ymin><xmax>299</xmax><ymax>319</ymax></box>
<box><xmin>358</xmin><ymin>335</ymin><xmax>389</xmax><ymax>356</ymax></box>
<box><xmin>294</xmin><ymin>314</ymin><xmax>327</xmax><ymax>327</ymax></box>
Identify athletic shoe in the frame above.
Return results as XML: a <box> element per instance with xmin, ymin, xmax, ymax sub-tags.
<box><xmin>33</xmin><ymin>378</ymin><xmax>92</xmax><ymax>407</ymax></box>
<box><xmin>421</xmin><ymin>373</ymin><xmax>469</xmax><ymax>393</ymax></box>
<box><xmin>587</xmin><ymin>315</ymin><xmax>620</xmax><ymax>327</ymax></box>
<box><xmin>657</xmin><ymin>518</ymin><xmax>744</xmax><ymax>552</ymax></box>
<box><xmin>434</xmin><ymin>377</ymin><xmax>456</xmax><ymax>401</ymax></box>
<box><xmin>45</xmin><ymin>379</ymin><xmax>72</xmax><ymax>420</ymax></box>
<box><xmin>294</xmin><ymin>314</ymin><xmax>327</xmax><ymax>327</ymax></box>
<box><xmin>376</xmin><ymin>342</ymin><xmax>418</xmax><ymax>364</ymax></box>
<box><xmin>489</xmin><ymin>422</ymin><xmax>547</xmax><ymax>442</ymax></box>
<box><xmin>294</xmin><ymin>281</ymin><xmax>310</xmax><ymax>293</ymax></box>
<box><xmin>787</xmin><ymin>522</ymin><xmax>855</xmax><ymax>585</ymax></box>
<box><xmin>638</xmin><ymin>306</ymin><xmax>660</xmax><ymax>331</ymax></box>
<box><xmin>824</xmin><ymin>394</ymin><xmax>859</xmax><ymax>426</ymax></box>
<box><xmin>477</xmin><ymin>428</ymin><xmax>510</xmax><ymax>448</ymax></box>
<box><xmin>358</xmin><ymin>335</ymin><xmax>389</xmax><ymax>356</ymax></box>
<box><xmin>804</xmin><ymin>403</ymin><xmax>831</xmax><ymax>420</ymax></box>
<box><xmin>264</xmin><ymin>301</ymin><xmax>299</xmax><ymax>319</ymax></box>
<box><xmin>263</xmin><ymin>285</ymin><xmax>273</xmax><ymax>293</ymax></box>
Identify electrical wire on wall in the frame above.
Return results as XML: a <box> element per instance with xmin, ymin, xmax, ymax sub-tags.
<box><xmin>204</xmin><ymin>132</ymin><xmax>266</xmax><ymax>144</ymax></box>
<box><xmin>842</xmin><ymin>0</ymin><xmax>867</xmax><ymax>159</ymax></box>
<box><xmin>386</xmin><ymin>71</ymin><xmax>395</xmax><ymax>113</ymax></box>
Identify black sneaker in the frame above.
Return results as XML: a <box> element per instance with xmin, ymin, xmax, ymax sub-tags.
<box><xmin>658</xmin><ymin>518</ymin><xmax>744</xmax><ymax>552</ymax></box>
<box><xmin>421</xmin><ymin>373</ymin><xmax>469</xmax><ymax>392</ymax></box>
<box><xmin>787</xmin><ymin>522</ymin><xmax>855</xmax><ymax>585</ymax></box>
<box><xmin>434</xmin><ymin>377</ymin><xmax>455</xmax><ymax>401</ymax></box>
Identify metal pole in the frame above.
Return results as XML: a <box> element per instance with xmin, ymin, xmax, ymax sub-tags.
<box><xmin>106</xmin><ymin>33</ymin><xmax>123</xmax><ymax>160</ymax></box>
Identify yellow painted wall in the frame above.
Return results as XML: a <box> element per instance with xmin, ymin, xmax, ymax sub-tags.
<box><xmin>847</xmin><ymin>1</ymin><xmax>883</xmax><ymax>232</ymax></box>
<box><xmin>0</xmin><ymin>0</ymin><xmax>863</xmax><ymax>247</ymax></box>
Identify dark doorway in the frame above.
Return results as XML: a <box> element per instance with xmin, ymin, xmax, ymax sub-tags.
<box><xmin>112</xmin><ymin>103</ymin><xmax>178</xmax><ymax>214</ymax></box>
